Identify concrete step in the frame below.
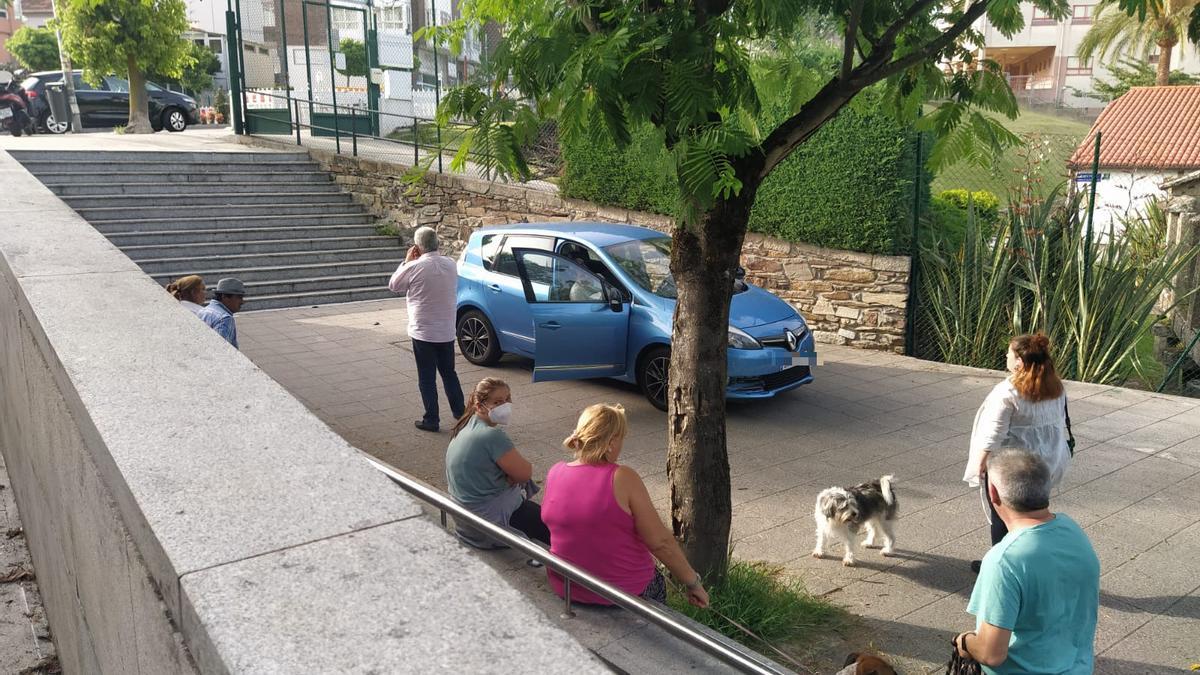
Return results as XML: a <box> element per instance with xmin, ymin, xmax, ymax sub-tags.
<box><xmin>236</xmin><ymin>272</ymin><xmax>392</xmax><ymax>297</ymax></box>
<box><xmin>8</xmin><ymin>150</ymin><xmax>310</xmax><ymax>163</ymax></box>
<box><xmin>92</xmin><ymin>213</ymin><xmax>373</xmax><ymax>232</ymax></box>
<box><xmin>105</xmin><ymin>224</ymin><xmax>383</xmax><ymax>245</ymax></box>
<box><xmin>46</xmin><ymin>181</ymin><xmax>342</xmax><ymax>196</ymax></box>
<box><xmin>28</xmin><ymin>171</ymin><xmax>331</xmax><ymax>185</ymax></box>
<box><xmin>62</xmin><ymin>192</ymin><xmax>354</xmax><ymax>208</ymax></box>
<box><xmin>136</xmin><ymin>248</ymin><xmax>403</xmax><ymax>275</ymax></box>
<box><xmin>122</xmin><ymin>236</ymin><xmax>399</xmax><ymax>260</ymax></box>
<box><xmin>242</xmin><ymin>286</ymin><xmax>397</xmax><ymax>311</ymax></box>
<box><xmin>77</xmin><ymin>202</ymin><xmax>367</xmax><ymax>222</ymax></box>
<box><xmin>19</xmin><ymin>160</ymin><xmax>319</xmax><ymax>175</ymax></box>
<box><xmin>149</xmin><ymin>259</ymin><xmax>400</xmax><ymax>284</ymax></box>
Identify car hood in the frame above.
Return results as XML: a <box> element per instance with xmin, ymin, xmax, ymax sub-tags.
<box><xmin>729</xmin><ymin>285</ymin><xmax>799</xmax><ymax>328</ymax></box>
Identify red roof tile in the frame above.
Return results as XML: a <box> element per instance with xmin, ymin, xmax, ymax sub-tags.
<box><xmin>1069</xmin><ymin>85</ymin><xmax>1200</xmax><ymax>171</ymax></box>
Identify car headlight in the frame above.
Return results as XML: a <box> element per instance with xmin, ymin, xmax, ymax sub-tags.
<box><xmin>728</xmin><ymin>325</ymin><xmax>761</xmax><ymax>350</ymax></box>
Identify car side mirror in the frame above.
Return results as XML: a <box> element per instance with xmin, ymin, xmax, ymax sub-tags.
<box><xmin>604</xmin><ymin>282</ymin><xmax>624</xmax><ymax>312</ymax></box>
<box><xmin>735</xmin><ymin>266</ymin><xmax>746</xmax><ymax>280</ymax></box>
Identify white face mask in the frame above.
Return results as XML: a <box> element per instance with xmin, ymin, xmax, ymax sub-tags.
<box><xmin>487</xmin><ymin>402</ymin><xmax>513</xmax><ymax>426</ymax></box>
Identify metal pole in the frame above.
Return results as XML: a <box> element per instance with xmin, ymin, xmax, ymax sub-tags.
<box><xmin>234</xmin><ymin>0</ymin><xmax>249</xmax><ymax>131</ymax></box>
<box><xmin>48</xmin><ymin>0</ymin><xmax>83</xmax><ymax>132</ymax></box>
<box><xmin>904</xmin><ymin>127</ymin><xmax>922</xmax><ymax>357</ymax></box>
<box><xmin>439</xmin><ymin>509</ymin><xmax>447</xmax><ymax>528</ymax></box>
<box><xmin>1158</xmin><ymin>328</ymin><xmax>1200</xmax><ymax>393</ymax></box>
<box><xmin>301</xmin><ymin>1</ymin><xmax>315</xmax><ymax>128</ymax></box>
<box><xmin>325</xmin><ymin>0</ymin><xmax>342</xmax><ymax>154</ymax></box>
<box><xmin>351</xmin><ymin>106</ymin><xmax>358</xmax><ymax>156</ymax></box>
<box><xmin>562</xmin><ymin>579</ymin><xmax>574</xmax><ymax>618</ymax></box>
<box><xmin>225</xmin><ymin>5</ymin><xmax>245</xmax><ymax>134</ymax></box>
<box><xmin>1084</xmin><ymin>131</ymin><xmax>1101</xmax><ymax>289</ymax></box>
<box><xmin>294</xmin><ymin>96</ymin><xmax>302</xmax><ymax>145</ymax></box>
<box><xmin>412</xmin><ymin>114</ymin><xmax>418</xmax><ymax>165</ymax></box>
<box><xmin>430</xmin><ymin>0</ymin><xmax>442</xmax><ymax>172</ymax></box>
<box><xmin>278</xmin><ymin>0</ymin><xmax>292</xmax><ymax>130</ymax></box>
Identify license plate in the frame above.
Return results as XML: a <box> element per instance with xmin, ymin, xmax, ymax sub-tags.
<box><xmin>0</xmin><ymin>108</ymin><xmax>12</xmax><ymax>120</ymax></box>
<box><xmin>790</xmin><ymin>354</ymin><xmax>816</xmax><ymax>367</ymax></box>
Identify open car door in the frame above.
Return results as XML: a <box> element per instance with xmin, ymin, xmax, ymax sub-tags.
<box><xmin>512</xmin><ymin>248</ymin><xmax>630</xmax><ymax>382</ymax></box>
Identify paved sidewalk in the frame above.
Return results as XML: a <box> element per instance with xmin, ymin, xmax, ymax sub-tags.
<box><xmin>240</xmin><ymin>299</ymin><xmax>1200</xmax><ymax>673</ymax></box>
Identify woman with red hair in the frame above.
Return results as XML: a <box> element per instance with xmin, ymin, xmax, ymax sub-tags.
<box><xmin>965</xmin><ymin>335</ymin><xmax>1073</xmax><ymax>559</ymax></box>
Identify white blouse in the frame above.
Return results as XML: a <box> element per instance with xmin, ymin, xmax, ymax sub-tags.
<box><xmin>964</xmin><ymin>379</ymin><xmax>1070</xmax><ymax>488</ymax></box>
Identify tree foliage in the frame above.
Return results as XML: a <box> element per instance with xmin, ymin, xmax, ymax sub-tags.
<box><xmin>1073</xmin><ymin>57</ymin><xmax>1199</xmax><ymax>100</ymax></box>
<box><xmin>55</xmin><ymin>0</ymin><xmax>191</xmax><ymax>132</ymax></box>
<box><xmin>1078</xmin><ymin>0</ymin><xmax>1200</xmax><ymax>85</ymax></box>
<box><xmin>6</xmin><ymin>26</ymin><xmax>61</xmax><ymax>73</ymax></box>
<box><xmin>152</xmin><ymin>41</ymin><xmax>222</xmax><ymax>95</ymax></box>
<box><xmin>335</xmin><ymin>38</ymin><xmax>369</xmax><ymax>81</ymax></box>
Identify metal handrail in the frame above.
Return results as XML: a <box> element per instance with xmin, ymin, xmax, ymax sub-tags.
<box><xmin>363</xmin><ymin>457</ymin><xmax>790</xmax><ymax>675</ymax></box>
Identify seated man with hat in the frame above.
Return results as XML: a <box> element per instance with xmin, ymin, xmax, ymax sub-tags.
<box><xmin>198</xmin><ymin>278</ymin><xmax>246</xmax><ymax>349</ymax></box>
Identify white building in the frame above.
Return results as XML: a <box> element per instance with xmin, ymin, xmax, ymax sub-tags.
<box><xmin>979</xmin><ymin>1</ymin><xmax>1200</xmax><ymax>115</ymax></box>
<box><xmin>1068</xmin><ymin>85</ymin><xmax>1200</xmax><ymax>233</ymax></box>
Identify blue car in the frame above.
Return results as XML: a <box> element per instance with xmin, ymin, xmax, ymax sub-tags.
<box><xmin>455</xmin><ymin>223</ymin><xmax>816</xmax><ymax>410</ymax></box>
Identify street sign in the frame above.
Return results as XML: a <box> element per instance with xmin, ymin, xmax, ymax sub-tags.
<box><xmin>1075</xmin><ymin>172</ymin><xmax>1109</xmax><ymax>182</ymax></box>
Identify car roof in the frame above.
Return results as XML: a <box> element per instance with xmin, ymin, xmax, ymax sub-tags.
<box><xmin>480</xmin><ymin>222</ymin><xmax>667</xmax><ymax>248</ymax></box>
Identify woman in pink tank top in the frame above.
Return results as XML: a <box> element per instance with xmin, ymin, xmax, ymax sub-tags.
<box><xmin>541</xmin><ymin>404</ymin><xmax>709</xmax><ymax>607</ymax></box>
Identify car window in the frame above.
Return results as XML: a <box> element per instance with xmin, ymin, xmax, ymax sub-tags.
<box><xmin>146</xmin><ymin>81</ymin><xmax>165</xmax><ymax>92</ymax></box>
<box><xmin>72</xmin><ymin>73</ymin><xmax>104</xmax><ymax>91</ymax></box>
<box><xmin>20</xmin><ymin>76</ymin><xmax>41</xmax><ymax>90</ymax></box>
<box><xmin>479</xmin><ymin>234</ymin><xmax>500</xmax><ymax>271</ymax></box>
<box><xmin>104</xmin><ymin>76</ymin><xmax>129</xmax><ymax>92</ymax></box>
<box><xmin>604</xmin><ymin>237</ymin><xmax>676</xmax><ymax>299</ymax></box>
<box><xmin>494</xmin><ymin>235</ymin><xmax>552</xmax><ymax>277</ymax></box>
<box><xmin>516</xmin><ymin>252</ymin><xmax>606</xmax><ymax>303</ymax></box>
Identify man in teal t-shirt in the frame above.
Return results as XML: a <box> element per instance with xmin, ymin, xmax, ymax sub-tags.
<box><xmin>957</xmin><ymin>448</ymin><xmax>1100</xmax><ymax>674</ymax></box>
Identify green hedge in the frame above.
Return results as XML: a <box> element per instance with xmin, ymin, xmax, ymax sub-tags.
<box><xmin>558</xmin><ymin>100</ymin><xmax>930</xmax><ymax>255</ymax></box>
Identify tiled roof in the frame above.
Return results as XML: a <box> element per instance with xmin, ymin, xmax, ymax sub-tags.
<box><xmin>20</xmin><ymin>0</ymin><xmax>54</xmax><ymax>14</ymax></box>
<box><xmin>1069</xmin><ymin>85</ymin><xmax>1200</xmax><ymax>171</ymax></box>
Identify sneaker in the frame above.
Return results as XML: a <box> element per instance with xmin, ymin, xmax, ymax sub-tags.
<box><xmin>970</xmin><ymin>560</ymin><xmax>982</xmax><ymax>574</ymax></box>
<box><xmin>414</xmin><ymin>420</ymin><xmax>439</xmax><ymax>432</ymax></box>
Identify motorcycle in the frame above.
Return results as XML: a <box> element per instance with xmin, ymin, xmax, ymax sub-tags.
<box><xmin>0</xmin><ymin>70</ymin><xmax>37</xmax><ymax>137</ymax></box>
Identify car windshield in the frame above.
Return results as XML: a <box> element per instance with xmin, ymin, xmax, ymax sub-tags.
<box><xmin>604</xmin><ymin>237</ymin><xmax>677</xmax><ymax>299</ymax></box>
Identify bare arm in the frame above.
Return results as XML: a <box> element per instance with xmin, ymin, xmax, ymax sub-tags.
<box><xmin>495</xmin><ymin>448</ymin><xmax>533</xmax><ymax>484</ymax></box>
<box><xmin>615</xmin><ymin>466</ymin><xmax>708</xmax><ymax>607</ymax></box>
<box><xmin>956</xmin><ymin>622</ymin><xmax>1011</xmax><ymax>667</ymax></box>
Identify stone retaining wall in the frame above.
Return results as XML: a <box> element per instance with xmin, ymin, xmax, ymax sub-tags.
<box><xmin>242</xmin><ymin>139</ymin><xmax>912</xmax><ymax>352</ymax></box>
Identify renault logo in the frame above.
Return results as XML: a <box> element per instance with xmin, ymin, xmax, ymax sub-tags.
<box><xmin>785</xmin><ymin>329</ymin><xmax>798</xmax><ymax>352</ymax></box>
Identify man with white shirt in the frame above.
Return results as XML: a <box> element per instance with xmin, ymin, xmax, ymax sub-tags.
<box><xmin>389</xmin><ymin>227</ymin><xmax>465</xmax><ymax>432</ymax></box>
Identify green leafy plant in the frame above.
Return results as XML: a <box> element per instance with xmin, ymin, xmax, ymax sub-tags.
<box><xmin>5</xmin><ymin>26</ymin><xmax>61</xmax><ymax>72</ymax></box>
<box><xmin>1072</xmin><ymin>57</ymin><xmax>1200</xmax><ymax>101</ymax></box>
<box><xmin>54</xmin><ymin>0</ymin><xmax>192</xmax><ymax>134</ymax></box>
<box><xmin>1078</xmin><ymin>0</ymin><xmax>1200</xmax><ymax>86</ymax></box>
<box><xmin>375</xmin><ymin>222</ymin><xmax>402</xmax><ymax>237</ymax></box>
<box><xmin>938</xmin><ymin>189</ymin><xmax>1000</xmax><ymax>223</ymax></box>
<box><xmin>667</xmin><ymin>559</ymin><xmax>842</xmax><ymax>652</ymax></box>
<box><xmin>152</xmin><ymin>41</ymin><xmax>221</xmax><ymax>95</ymax></box>
<box><xmin>335</xmin><ymin>38</ymin><xmax>368</xmax><ymax>85</ymax></box>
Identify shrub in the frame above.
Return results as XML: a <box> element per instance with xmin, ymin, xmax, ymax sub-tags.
<box><xmin>559</xmin><ymin>99</ymin><xmax>929</xmax><ymax>255</ymax></box>
<box><xmin>937</xmin><ymin>189</ymin><xmax>1000</xmax><ymax>224</ymax></box>
<box><xmin>667</xmin><ymin>559</ymin><xmax>842</xmax><ymax>653</ymax></box>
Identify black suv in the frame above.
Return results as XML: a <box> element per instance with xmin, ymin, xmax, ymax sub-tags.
<box><xmin>22</xmin><ymin>71</ymin><xmax>200</xmax><ymax>134</ymax></box>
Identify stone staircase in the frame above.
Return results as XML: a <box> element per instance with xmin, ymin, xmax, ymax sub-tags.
<box><xmin>10</xmin><ymin>150</ymin><xmax>403</xmax><ymax>311</ymax></box>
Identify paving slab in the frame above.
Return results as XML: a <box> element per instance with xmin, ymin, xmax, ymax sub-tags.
<box><xmin>240</xmin><ymin>299</ymin><xmax>1200</xmax><ymax>673</ymax></box>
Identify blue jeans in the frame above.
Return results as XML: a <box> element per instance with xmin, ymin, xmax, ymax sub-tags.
<box><xmin>412</xmin><ymin>339</ymin><xmax>465</xmax><ymax>427</ymax></box>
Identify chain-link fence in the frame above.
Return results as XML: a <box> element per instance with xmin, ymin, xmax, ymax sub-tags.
<box><xmin>907</xmin><ymin>121</ymin><xmax>1200</xmax><ymax>399</ymax></box>
<box><xmin>230</xmin><ymin>0</ymin><xmax>513</xmax><ymax>180</ymax></box>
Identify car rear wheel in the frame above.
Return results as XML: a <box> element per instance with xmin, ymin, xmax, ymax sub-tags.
<box><xmin>162</xmin><ymin>107</ymin><xmax>187</xmax><ymax>132</ymax></box>
<box><xmin>457</xmin><ymin>310</ymin><xmax>501</xmax><ymax>366</ymax></box>
<box><xmin>637</xmin><ymin>346</ymin><xmax>671</xmax><ymax>412</ymax></box>
<box><xmin>41</xmin><ymin>110</ymin><xmax>69</xmax><ymax>134</ymax></box>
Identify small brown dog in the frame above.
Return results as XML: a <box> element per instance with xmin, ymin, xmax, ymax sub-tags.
<box><xmin>838</xmin><ymin>652</ymin><xmax>898</xmax><ymax>675</ymax></box>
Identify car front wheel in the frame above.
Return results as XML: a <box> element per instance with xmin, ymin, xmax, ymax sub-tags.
<box><xmin>162</xmin><ymin>108</ymin><xmax>188</xmax><ymax>132</ymax></box>
<box><xmin>637</xmin><ymin>346</ymin><xmax>671</xmax><ymax>412</ymax></box>
<box><xmin>456</xmin><ymin>310</ymin><xmax>501</xmax><ymax>366</ymax></box>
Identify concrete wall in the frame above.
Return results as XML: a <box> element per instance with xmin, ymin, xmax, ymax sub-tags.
<box><xmin>1164</xmin><ymin>171</ymin><xmax>1200</xmax><ymax>363</ymax></box>
<box><xmin>0</xmin><ymin>150</ymin><xmax>603</xmax><ymax>674</ymax></box>
<box><xmin>247</xmin><ymin>139</ymin><xmax>912</xmax><ymax>353</ymax></box>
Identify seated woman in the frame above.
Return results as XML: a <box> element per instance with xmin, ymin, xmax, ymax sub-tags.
<box><xmin>166</xmin><ymin>275</ymin><xmax>207</xmax><ymax>317</ymax></box>
<box><xmin>445</xmin><ymin>377</ymin><xmax>550</xmax><ymax>548</ymax></box>
<box><xmin>542</xmin><ymin>403</ymin><xmax>709</xmax><ymax>607</ymax></box>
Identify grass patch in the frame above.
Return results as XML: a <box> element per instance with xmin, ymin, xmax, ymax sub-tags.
<box><xmin>1125</xmin><ymin>328</ymin><xmax>1165</xmax><ymax>390</ymax></box>
<box><xmin>375</xmin><ymin>222</ymin><xmax>402</xmax><ymax>237</ymax></box>
<box><xmin>387</xmin><ymin>121</ymin><xmax>472</xmax><ymax>153</ymax></box>
<box><xmin>668</xmin><ymin>559</ymin><xmax>844</xmax><ymax>658</ymax></box>
<box><xmin>932</xmin><ymin>108</ymin><xmax>1093</xmax><ymax>199</ymax></box>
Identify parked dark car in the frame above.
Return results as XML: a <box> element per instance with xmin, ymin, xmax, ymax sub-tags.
<box><xmin>22</xmin><ymin>71</ymin><xmax>200</xmax><ymax>134</ymax></box>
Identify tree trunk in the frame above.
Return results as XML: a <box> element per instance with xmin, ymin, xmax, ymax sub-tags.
<box><xmin>126</xmin><ymin>55</ymin><xmax>154</xmax><ymax>134</ymax></box>
<box><xmin>666</xmin><ymin>193</ymin><xmax>754</xmax><ymax>584</ymax></box>
<box><xmin>1155</xmin><ymin>40</ymin><xmax>1174</xmax><ymax>86</ymax></box>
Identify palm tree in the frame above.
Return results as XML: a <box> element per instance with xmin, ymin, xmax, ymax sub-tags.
<box><xmin>1078</xmin><ymin>0</ymin><xmax>1200</xmax><ymax>86</ymax></box>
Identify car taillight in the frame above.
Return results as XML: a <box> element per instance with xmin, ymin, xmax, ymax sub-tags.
<box><xmin>26</xmin><ymin>89</ymin><xmax>37</xmax><ymax>98</ymax></box>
